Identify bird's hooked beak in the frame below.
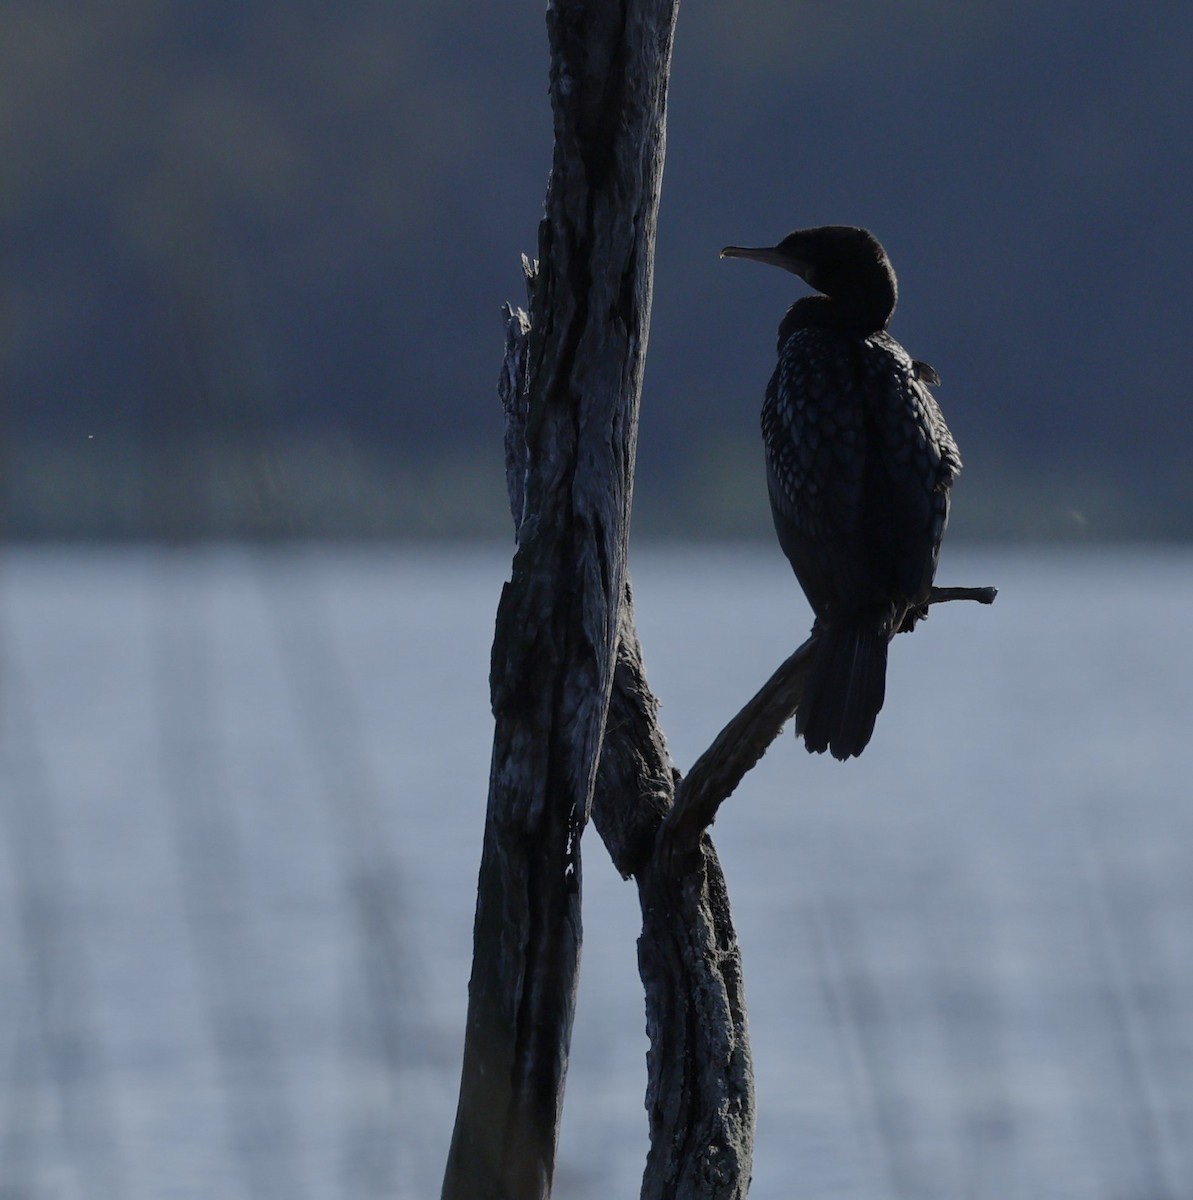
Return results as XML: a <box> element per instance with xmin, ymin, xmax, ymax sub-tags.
<box><xmin>720</xmin><ymin>244</ymin><xmax>811</xmax><ymax>278</ymax></box>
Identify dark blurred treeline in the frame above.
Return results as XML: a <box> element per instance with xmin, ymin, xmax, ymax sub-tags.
<box><xmin>3</xmin><ymin>0</ymin><xmax>1191</xmax><ymax>540</ymax></box>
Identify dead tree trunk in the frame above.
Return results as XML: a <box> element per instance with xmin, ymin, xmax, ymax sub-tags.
<box><xmin>441</xmin><ymin>2</ymin><xmax>686</xmax><ymax>1197</ymax></box>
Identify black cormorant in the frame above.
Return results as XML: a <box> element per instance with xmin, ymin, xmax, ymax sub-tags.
<box><xmin>722</xmin><ymin>226</ymin><xmax>961</xmax><ymax>760</ymax></box>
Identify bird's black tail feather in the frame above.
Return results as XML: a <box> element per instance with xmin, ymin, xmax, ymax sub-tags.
<box><xmin>796</xmin><ymin>622</ymin><xmax>888</xmax><ymax>760</ymax></box>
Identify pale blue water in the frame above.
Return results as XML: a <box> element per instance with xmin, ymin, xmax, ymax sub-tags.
<box><xmin>0</xmin><ymin>545</ymin><xmax>1191</xmax><ymax>1199</ymax></box>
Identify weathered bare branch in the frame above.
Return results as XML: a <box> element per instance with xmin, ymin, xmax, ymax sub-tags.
<box><xmin>661</xmin><ymin>639</ymin><xmax>815</xmax><ymax>865</ymax></box>
<box><xmin>929</xmin><ymin>584</ymin><xmax>998</xmax><ymax>605</ymax></box>
<box><xmin>659</xmin><ymin>582</ymin><xmax>999</xmax><ymax>866</ymax></box>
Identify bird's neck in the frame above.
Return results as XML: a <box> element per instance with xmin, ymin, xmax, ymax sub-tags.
<box><xmin>781</xmin><ymin>288</ymin><xmax>895</xmax><ymax>340</ymax></box>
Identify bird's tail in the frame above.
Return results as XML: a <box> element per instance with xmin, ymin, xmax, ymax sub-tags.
<box><xmin>796</xmin><ymin>621</ymin><xmax>889</xmax><ymax>760</ymax></box>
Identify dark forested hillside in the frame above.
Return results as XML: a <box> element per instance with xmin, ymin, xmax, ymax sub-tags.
<box><xmin>3</xmin><ymin>0</ymin><xmax>1190</xmax><ymax>538</ymax></box>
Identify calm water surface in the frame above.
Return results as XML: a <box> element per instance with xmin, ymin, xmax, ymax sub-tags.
<box><xmin>0</xmin><ymin>545</ymin><xmax>1190</xmax><ymax>1199</ymax></box>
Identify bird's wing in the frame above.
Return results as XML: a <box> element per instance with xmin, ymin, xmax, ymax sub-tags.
<box><xmin>861</xmin><ymin>332</ymin><xmax>962</xmax><ymax>602</ymax></box>
<box><xmin>764</xmin><ymin>328</ymin><xmax>868</xmax><ymax>541</ymax></box>
<box><xmin>762</xmin><ymin>328</ymin><xmax>870</xmax><ymax>608</ymax></box>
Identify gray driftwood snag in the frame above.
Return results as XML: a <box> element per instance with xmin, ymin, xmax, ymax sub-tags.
<box><xmin>441</xmin><ymin>1</ymin><xmax>700</xmax><ymax>1197</ymax></box>
<box><xmin>440</xmin><ymin>0</ymin><xmax>765</xmax><ymax>1195</ymax></box>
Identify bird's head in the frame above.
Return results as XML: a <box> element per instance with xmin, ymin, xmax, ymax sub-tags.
<box><xmin>721</xmin><ymin>225</ymin><xmax>898</xmax><ymax>332</ymax></box>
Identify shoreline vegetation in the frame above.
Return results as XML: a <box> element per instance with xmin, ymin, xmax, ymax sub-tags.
<box><xmin>3</xmin><ymin>434</ymin><xmax>1184</xmax><ymax>542</ymax></box>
